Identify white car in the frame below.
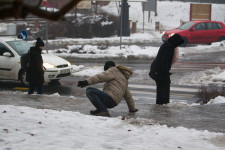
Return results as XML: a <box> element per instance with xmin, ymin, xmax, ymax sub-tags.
<box><xmin>0</xmin><ymin>37</ymin><xmax>72</xmax><ymax>85</ymax></box>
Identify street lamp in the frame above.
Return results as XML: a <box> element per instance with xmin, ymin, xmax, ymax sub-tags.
<box><xmin>119</xmin><ymin>0</ymin><xmax>130</xmax><ymax>36</ymax></box>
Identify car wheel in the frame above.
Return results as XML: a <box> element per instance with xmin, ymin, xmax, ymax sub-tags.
<box><xmin>19</xmin><ymin>70</ymin><xmax>29</xmax><ymax>86</ymax></box>
<box><xmin>218</xmin><ymin>36</ymin><xmax>225</xmax><ymax>42</ymax></box>
<box><xmin>180</xmin><ymin>37</ymin><xmax>188</xmax><ymax>47</ymax></box>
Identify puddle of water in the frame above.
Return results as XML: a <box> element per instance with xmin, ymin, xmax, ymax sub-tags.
<box><xmin>1</xmin><ymin>91</ymin><xmax>225</xmax><ymax>133</ymax></box>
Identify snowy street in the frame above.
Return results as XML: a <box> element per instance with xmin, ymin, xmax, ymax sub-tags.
<box><xmin>1</xmin><ymin>35</ymin><xmax>225</xmax><ymax>150</ymax></box>
<box><xmin>1</xmin><ymin>53</ymin><xmax>225</xmax><ymax>132</ymax></box>
<box><xmin>1</xmin><ymin>0</ymin><xmax>225</xmax><ymax>149</ymax></box>
<box><xmin>1</xmin><ymin>38</ymin><xmax>225</xmax><ymax>150</ymax></box>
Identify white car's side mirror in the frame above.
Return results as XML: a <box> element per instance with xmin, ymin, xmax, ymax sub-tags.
<box><xmin>3</xmin><ymin>52</ymin><xmax>11</xmax><ymax>57</ymax></box>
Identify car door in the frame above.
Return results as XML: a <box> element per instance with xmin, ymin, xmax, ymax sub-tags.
<box><xmin>189</xmin><ymin>23</ymin><xmax>207</xmax><ymax>44</ymax></box>
<box><xmin>0</xmin><ymin>43</ymin><xmax>17</xmax><ymax>79</ymax></box>
<box><xmin>206</xmin><ymin>22</ymin><xmax>221</xmax><ymax>42</ymax></box>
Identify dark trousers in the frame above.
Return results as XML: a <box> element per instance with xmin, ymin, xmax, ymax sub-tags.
<box><xmin>156</xmin><ymin>81</ymin><xmax>170</xmax><ymax>104</ymax></box>
<box><xmin>28</xmin><ymin>83</ymin><xmax>43</xmax><ymax>94</ymax></box>
<box><xmin>86</xmin><ymin>87</ymin><xmax>116</xmax><ymax>112</ymax></box>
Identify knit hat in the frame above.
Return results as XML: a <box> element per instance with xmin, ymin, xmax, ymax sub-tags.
<box><xmin>104</xmin><ymin>61</ymin><xmax>116</xmax><ymax>71</ymax></box>
<box><xmin>35</xmin><ymin>38</ymin><xmax>45</xmax><ymax>47</ymax></box>
<box><xmin>168</xmin><ymin>34</ymin><xmax>184</xmax><ymax>47</ymax></box>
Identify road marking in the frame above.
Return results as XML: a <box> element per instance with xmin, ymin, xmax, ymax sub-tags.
<box><xmin>130</xmin><ymin>90</ymin><xmax>195</xmax><ymax>97</ymax></box>
<box><xmin>128</xmin><ymin>84</ymin><xmax>198</xmax><ymax>93</ymax></box>
<box><xmin>176</xmin><ymin>62</ymin><xmax>225</xmax><ymax>65</ymax></box>
<box><xmin>172</xmin><ymin>66</ymin><xmax>225</xmax><ymax>70</ymax></box>
<box><xmin>14</xmin><ymin>87</ymin><xmax>28</xmax><ymax>90</ymax></box>
<box><xmin>173</xmin><ymin>62</ymin><xmax>225</xmax><ymax>70</ymax></box>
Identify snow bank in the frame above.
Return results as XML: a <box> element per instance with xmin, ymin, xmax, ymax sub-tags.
<box><xmin>207</xmin><ymin>96</ymin><xmax>225</xmax><ymax>104</ymax></box>
<box><xmin>175</xmin><ymin>68</ymin><xmax>225</xmax><ymax>86</ymax></box>
<box><xmin>179</xmin><ymin>41</ymin><xmax>225</xmax><ymax>56</ymax></box>
<box><xmin>47</xmin><ymin>44</ymin><xmax>159</xmax><ymax>59</ymax></box>
<box><xmin>72</xmin><ymin>65</ymin><xmax>103</xmax><ymax>77</ymax></box>
<box><xmin>0</xmin><ymin>105</ymin><xmax>224</xmax><ymax>150</ymax></box>
<box><xmin>43</xmin><ymin>32</ymin><xmax>162</xmax><ymax>46</ymax></box>
<box><xmin>213</xmin><ymin>70</ymin><xmax>225</xmax><ymax>82</ymax></box>
<box><xmin>46</xmin><ymin>41</ymin><xmax>225</xmax><ymax>60</ymax></box>
<box><xmin>71</xmin><ymin>65</ymin><xmax>85</xmax><ymax>72</ymax></box>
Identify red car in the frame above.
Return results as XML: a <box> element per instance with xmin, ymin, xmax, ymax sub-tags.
<box><xmin>162</xmin><ymin>20</ymin><xmax>225</xmax><ymax>46</ymax></box>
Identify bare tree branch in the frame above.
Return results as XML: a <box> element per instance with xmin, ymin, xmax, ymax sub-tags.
<box><xmin>0</xmin><ymin>0</ymin><xmax>82</xmax><ymax>21</ymax></box>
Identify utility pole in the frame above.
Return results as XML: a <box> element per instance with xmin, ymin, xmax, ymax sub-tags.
<box><xmin>120</xmin><ymin>0</ymin><xmax>130</xmax><ymax>36</ymax></box>
<box><xmin>45</xmin><ymin>0</ymin><xmax>49</xmax><ymax>54</ymax></box>
<box><xmin>120</xmin><ymin>1</ymin><xmax>123</xmax><ymax>50</ymax></box>
<box><xmin>119</xmin><ymin>0</ymin><xmax>130</xmax><ymax>50</ymax></box>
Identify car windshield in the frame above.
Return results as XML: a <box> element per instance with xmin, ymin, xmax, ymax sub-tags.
<box><xmin>177</xmin><ymin>22</ymin><xmax>195</xmax><ymax>30</ymax></box>
<box><xmin>6</xmin><ymin>40</ymin><xmax>31</xmax><ymax>56</ymax></box>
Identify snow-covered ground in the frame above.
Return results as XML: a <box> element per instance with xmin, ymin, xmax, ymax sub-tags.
<box><xmin>208</xmin><ymin>96</ymin><xmax>225</xmax><ymax>104</ymax></box>
<box><xmin>1</xmin><ymin>102</ymin><xmax>225</xmax><ymax>150</ymax></box>
<box><xmin>174</xmin><ymin>67</ymin><xmax>225</xmax><ymax>86</ymax></box>
<box><xmin>1</xmin><ymin>1</ymin><xmax>225</xmax><ymax>149</ymax></box>
<box><xmin>45</xmin><ymin>39</ymin><xmax>225</xmax><ymax>60</ymax></box>
<box><xmin>101</xmin><ymin>1</ymin><xmax>225</xmax><ymax>30</ymax></box>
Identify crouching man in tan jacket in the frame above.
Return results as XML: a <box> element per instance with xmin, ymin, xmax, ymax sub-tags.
<box><xmin>77</xmin><ymin>61</ymin><xmax>138</xmax><ymax>117</ymax></box>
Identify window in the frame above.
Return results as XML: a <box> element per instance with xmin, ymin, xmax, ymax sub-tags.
<box><xmin>207</xmin><ymin>23</ymin><xmax>220</xmax><ymax>30</ymax></box>
<box><xmin>0</xmin><ymin>43</ymin><xmax>13</xmax><ymax>56</ymax></box>
<box><xmin>193</xmin><ymin>23</ymin><xmax>206</xmax><ymax>30</ymax></box>
<box><xmin>6</xmin><ymin>40</ymin><xmax>31</xmax><ymax>56</ymax></box>
<box><xmin>178</xmin><ymin>22</ymin><xmax>195</xmax><ymax>30</ymax></box>
<box><xmin>217</xmin><ymin>23</ymin><xmax>223</xmax><ymax>29</ymax></box>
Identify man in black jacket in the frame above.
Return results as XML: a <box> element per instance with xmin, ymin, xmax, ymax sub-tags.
<box><xmin>149</xmin><ymin>34</ymin><xmax>184</xmax><ymax>104</ymax></box>
<box><xmin>27</xmin><ymin>38</ymin><xmax>45</xmax><ymax>94</ymax></box>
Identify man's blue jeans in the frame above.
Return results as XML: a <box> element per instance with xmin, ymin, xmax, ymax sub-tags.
<box><xmin>28</xmin><ymin>83</ymin><xmax>43</xmax><ymax>94</ymax></box>
<box><xmin>86</xmin><ymin>87</ymin><xmax>116</xmax><ymax>112</ymax></box>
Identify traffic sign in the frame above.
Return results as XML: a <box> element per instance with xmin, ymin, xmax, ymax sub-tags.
<box><xmin>19</xmin><ymin>30</ymin><xmax>28</xmax><ymax>40</ymax></box>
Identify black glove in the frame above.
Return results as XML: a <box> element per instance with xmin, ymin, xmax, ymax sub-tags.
<box><xmin>77</xmin><ymin>80</ymin><xmax>88</xmax><ymax>88</ymax></box>
<box><xmin>129</xmin><ymin>109</ymin><xmax>138</xmax><ymax>113</ymax></box>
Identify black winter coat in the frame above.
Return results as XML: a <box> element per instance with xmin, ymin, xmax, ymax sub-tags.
<box><xmin>149</xmin><ymin>34</ymin><xmax>184</xmax><ymax>83</ymax></box>
<box><xmin>26</xmin><ymin>47</ymin><xmax>44</xmax><ymax>84</ymax></box>
<box><xmin>149</xmin><ymin>42</ymin><xmax>174</xmax><ymax>83</ymax></box>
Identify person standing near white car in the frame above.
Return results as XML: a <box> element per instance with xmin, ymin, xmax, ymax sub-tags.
<box><xmin>27</xmin><ymin>38</ymin><xmax>45</xmax><ymax>94</ymax></box>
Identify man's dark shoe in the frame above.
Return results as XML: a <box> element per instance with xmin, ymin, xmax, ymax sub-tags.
<box><xmin>94</xmin><ymin>112</ymin><xmax>110</xmax><ymax>117</ymax></box>
<box><xmin>90</xmin><ymin>110</ymin><xmax>100</xmax><ymax>115</ymax></box>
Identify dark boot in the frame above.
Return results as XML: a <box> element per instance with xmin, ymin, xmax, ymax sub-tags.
<box><xmin>90</xmin><ymin>110</ymin><xmax>100</xmax><ymax>115</ymax></box>
<box><xmin>94</xmin><ymin>112</ymin><xmax>110</xmax><ymax>117</ymax></box>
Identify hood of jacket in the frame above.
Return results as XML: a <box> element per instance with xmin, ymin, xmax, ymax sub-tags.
<box><xmin>168</xmin><ymin>34</ymin><xmax>184</xmax><ymax>47</ymax></box>
<box><xmin>116</xmin><ymin>65</ymin><xmax>133</xmax><ymax>79</ymax></box>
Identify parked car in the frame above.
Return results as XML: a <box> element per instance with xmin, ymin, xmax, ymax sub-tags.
<box><xmin>0</xmin><ymin>37</ymin><xmax>72</xmax><ymax>86</ymax></box>
<box><xmin>162</xmin><ymin>20</ymin><xmax>225</xmax><ymax>46</ymax></box>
